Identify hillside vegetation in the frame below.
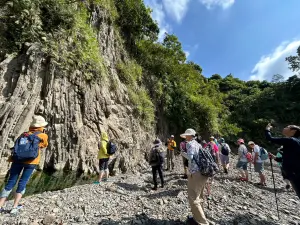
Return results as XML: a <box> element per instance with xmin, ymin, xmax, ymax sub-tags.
<box><xmin>1</xmin><ymin>0</ymin><xmax>300</xmax><ymax>149</ymax></box>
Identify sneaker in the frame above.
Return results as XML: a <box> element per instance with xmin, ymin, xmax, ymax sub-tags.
<box><xmin>93</xmin><ymin>181</ymin><xmax>101</xmax><ymax>184</ymax></box>
<box><xmin>151</xmin><ymin>186</ymin><xmax>157</xmax><ymax>191</ymax></box>
<box><xmin>10</xmin><ymin>205</ymin><xmax>23</xmax><ymax>215</ymax></box>
<box><xmin>182</xmin><ymin>174</ymin><xmax>188</xmax><ymax>179</ymax></box>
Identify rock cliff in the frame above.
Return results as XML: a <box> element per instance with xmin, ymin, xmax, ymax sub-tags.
<box><xmin>0</xmin><ymin>5</ymin><xmax>154</xmax><ymax>176</ymax></box>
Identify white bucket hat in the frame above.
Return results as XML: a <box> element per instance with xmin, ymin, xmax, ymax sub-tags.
<box><xmin>180</xmin><ymin>128</ymin><xmax>196</xmax><ymax>138</ymax></box>
<box><xmin>248</xmin><ymin>141</ymin><xmax>255</xmax><ymax>145</ymax></box>
<box><xmin>30</xmin><ymin>115</ymin><xmax>48</xmax><ymax>128</ymax></box>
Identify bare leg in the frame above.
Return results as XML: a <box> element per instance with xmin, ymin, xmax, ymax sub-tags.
<box><xmin>0</xmin><ymin>197</ymin><xmax>7</xmax><ymax>208</ymax></box>
<box><xmin>104</xmin><ymin>169</ymin><xmax>109</xmax><ymax>179</ymax></box>
<box><xmin>12</xmin><ymin>193</ymin><xmax>22</xmax><ymax>208</ymax></box>
<box><xmin>98</xmin><ymin>171</ymin><xmax>104</xmax><ymax>182</ymax></box>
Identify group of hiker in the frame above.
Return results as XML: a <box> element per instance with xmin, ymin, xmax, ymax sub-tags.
<box><xmin>1</xmin><ymin>114</ymin><xmax>300</xmax><ymax>224</ymax></box>
<box><xmin>149</xmin><ymin>124</ymin><xmax>300</xmax><ymax>225</ymax></box>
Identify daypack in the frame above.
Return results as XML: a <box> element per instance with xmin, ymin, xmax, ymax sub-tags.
<box><xmin>221</xmin><ymin>143</ymin><xmax>229</xmax><ymax>156</ymax></box>
<box><xmin>106</xmin><ymin>141</ymin><xmax>117</xmax><ymax>155</ymax></box>
<box><xmin>149</xmin><ymin>147</ymin><xmax>162</xmax><ymax>166</ymax></box>
<box><xmin>259</xmin><ymin>147</ymin><xmax>268</xmax><ymax>161</ymax></box>
<box><xmin>12</xmin><ymin>132</ymin><xmax>41</xmax><ymax>162</ymax></box>
<box><xmin>194</xmin><ymin>143</ymin><xmax>219</xmax><ymax>177</ymax></box>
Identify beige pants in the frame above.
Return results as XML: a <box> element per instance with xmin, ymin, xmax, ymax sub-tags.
<box><xmin>187</xmin><ymin>172</ymin><xmax>209</xmax><ymax>225</ymax></box>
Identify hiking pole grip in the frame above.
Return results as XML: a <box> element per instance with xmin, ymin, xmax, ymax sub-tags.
<box><xmin>269</xmin><ymin>156</ymin><xmax>280</xmax><ymax>220</ymax></box>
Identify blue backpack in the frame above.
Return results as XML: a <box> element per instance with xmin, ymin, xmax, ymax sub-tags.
<box><xmin>12</xmin><ymin>132</ymin><xmax>42</xmax><ymax>162</ymax></box>
<box><xmin>260</xmin><ymin>147</ymin><xmax>268</xmax><ymax>161</ymax></box>
<box><xmin>106</xmin><ymin>141</ymin><xmax>117</xmax><ymax>155</ymax></box>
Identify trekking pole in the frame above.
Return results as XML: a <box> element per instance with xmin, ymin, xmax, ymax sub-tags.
<box><xmin>250</xmin><ymin>163</ymin><xmax>252</xmax><ymax>182</ymax></box>
<box><xmin>269</xmin><ymin>156</ymin><xmax>280</xmax><ymax>220</ymax></box>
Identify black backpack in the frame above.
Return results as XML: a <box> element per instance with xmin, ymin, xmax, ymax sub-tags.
<box><xmin>106</xmin><ymin>141</ymin><xmax>117</xmax><ymax>155</ymax></box>
<box><xmin>221</xmin><ymin>143</ymin><xmax>229</xmax><ymax>156</ymax></box>
<box><xmin>149</xmin><ymin>147</ymin><xmax>161</xmax><ymax>166</ymax></box>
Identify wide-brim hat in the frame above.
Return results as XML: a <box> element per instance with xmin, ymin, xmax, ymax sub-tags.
<box><xmin>30</xmin><ymin>115</ymin><xmax>48</xmax><ymax>128</ymax></box>
<box><xmin>180</xmin><ymin>128</ymin><xmax>196</xmax><ymax>138</ymax></box>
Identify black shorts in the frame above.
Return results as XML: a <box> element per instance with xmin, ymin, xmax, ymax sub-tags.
<box><xmin>99</xmin><ymin>158</ymin><xmax>109</xmax><ymax>171</ymax></box>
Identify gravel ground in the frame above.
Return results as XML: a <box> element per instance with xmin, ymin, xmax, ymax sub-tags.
<box><xmin>0</xmin><ymin>155</ymin><xmax>299</xmax><ymax>225</ymax></box>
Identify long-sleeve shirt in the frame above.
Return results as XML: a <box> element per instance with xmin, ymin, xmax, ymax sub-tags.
<box><xmin>181</xmin><ymin>139</ymin><xmax>200</xmax><ymax>174</ymax></box>
<box><xmin>265</xmin><ymin>130</ymin><xmax>300</xmax><ymax>174</ymax></box>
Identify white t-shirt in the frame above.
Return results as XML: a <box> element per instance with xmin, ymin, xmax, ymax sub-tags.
<box><xmin>252</xmin><ymin>145</ymin><xmax>262</xmax><ymax>163</ymax></box>
<box><xmin>238</xmin><ymin>144</ymin><xmax>248</xmax><ymax>162</ymax></box>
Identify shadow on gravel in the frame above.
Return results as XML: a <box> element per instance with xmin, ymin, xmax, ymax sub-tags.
<box><xmin>248</xmin><ymin>182</ymin><xmax>286</xmax><ymax>194</ymax></box>
<box><xmin>98</xmin><ymin>213</ymin><xmax>185</xmax><ymax>225</ymax></box>
<box><xmin>114</xmin><ymin>182</ymin><xmax>143</xmax><ymax>192</ymax></box>
<box><xmin>145</xmin><ymin>188</ymin><xmax>182</xmax><ymax>199</ymax></box>
<box><xmin>216</xmin><ymin>214</ymin><xmax>281</xmax><ymax>225</ymax></box>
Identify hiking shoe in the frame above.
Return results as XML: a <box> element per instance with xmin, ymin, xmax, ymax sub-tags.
<box><xmin>93</xmin><ymin>181</ymin><xmax>101</xmax><ymax>184</ymax></box>
<box><xmin>151</xmin><ymin>187</ymin><xmax>158</xmax><ymax>191</ymax></box>
<box><xmin>207</xmin><ymin>196</ymin><xmax>212</xmax><ymax>200</ymax></box>
<box><xmin>10</xmin><ymin>205</ymin><xmax>23</xmax><ymax>215</ymax></box>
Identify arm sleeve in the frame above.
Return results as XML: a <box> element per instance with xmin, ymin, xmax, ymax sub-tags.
<box><xmin>185</xmin><ymin>143</ymin><xmax>196</xmax><ymax>161</ymax></box>
<box><xmin>227</xmin><ymin>144</ymin><xmax>231</xmax><ymax>152</ymax></box>
<box><xmin>101</xmin><ymin>141</ymin><xmax>108</xmax><ymax>155</ymax></box>
<box><xmin>265</xmin><ymin>130</ymin><xmax>291</xmax><ymax>146</ymax></box>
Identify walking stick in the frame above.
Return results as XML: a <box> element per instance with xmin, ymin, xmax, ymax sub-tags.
<box><xmin>249</xmin><ymin>163</ymin><xmax>252</xmax><ymax>182</ymax></box>
<box><xmin>270</xmin><ymin>156</ymin><xmax>280</xmax><ymax>220</ymax></box>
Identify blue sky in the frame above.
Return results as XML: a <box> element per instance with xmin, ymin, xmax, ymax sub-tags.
<box><xmin>144</xmin><ymin>0</ymin><xmax>300</xmax><ymax>81</ymax></box>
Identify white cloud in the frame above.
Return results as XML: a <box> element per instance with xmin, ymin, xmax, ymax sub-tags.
<box><xmin>199</xmin><ymin>0</ymin><xmax>235</xmax><ymax>9</ymax></box>
<box><xmin>144</xmin><ymin>0</ymin><xmax>171</xmax><ymax>41</ymax></box>
<box><xmin>250</xmin><ymin>40</ymin><xmax>300</xmax><ymax>81</ymax></box>
<box><xmin>184</xmin><ymin>50</ymin><xmax>190</xmax><ymax>58</ymax></box>
<box><xmin>162</xmin><ymin>0</ymin><xmax>190</xmax><ymax>23</ymax></box>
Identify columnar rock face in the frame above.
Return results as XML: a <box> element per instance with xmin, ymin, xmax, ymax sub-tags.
<box><xmin>0</xmin><ymin>7</ymin><xmax>154</xmax><ymax>176</ymax></box>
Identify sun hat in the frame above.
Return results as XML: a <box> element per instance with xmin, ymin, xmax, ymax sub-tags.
<box><xmin>237</xmin><ymin>138</ymin><xmax>244</xmax><ymax>144</ymax></box>
<box><xmin>30</xmin><ymin>115</ymin><xmax>48</xmax><ymax>128</ymax></box>
<box><xmin>180</xmin><ymin>129</ymin><xmax>196</xmax><ymax>138</ymax></box>
<box><xmin>170</xmin><ymin>135</ymin><xmax>174</xmax><ymax>138</ymax></box>
<box><xmin>248</xmin><ymin>141</ymin><xmax>255</xmax><ymax>145</ymax></box>
<box><xmin>210</xmin><ymin>136</ymin><xmax>215</xmax><ymax>139</ymax></box>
